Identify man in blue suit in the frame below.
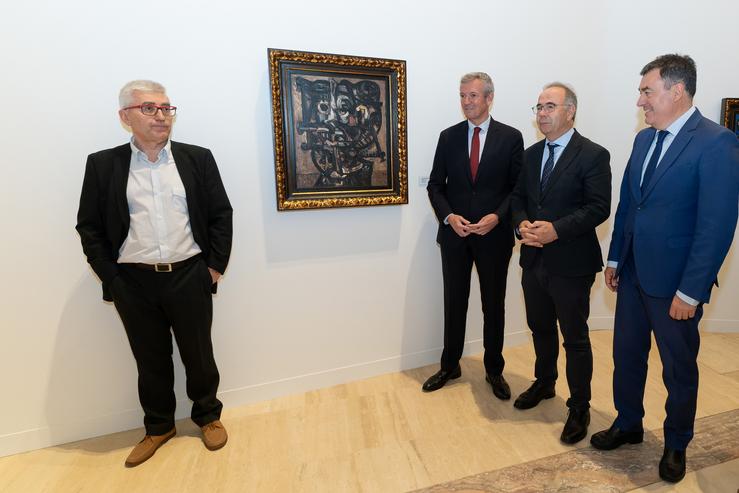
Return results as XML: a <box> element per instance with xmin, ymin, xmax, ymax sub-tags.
<box><xmin>590</xmin><ymin>54</ymin><xmax>739</xmax><ymax>483</ymax></box>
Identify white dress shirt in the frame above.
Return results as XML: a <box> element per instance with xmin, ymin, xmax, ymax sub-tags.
<box><xmin>540</xmin><ymin>127</ymin><xmax>575</xmax><ymax>177</ymax></box>
<box><xmin>118</xmin><ymin>140</ymin><xmax>202</xmax><ymax>264</ymax></box>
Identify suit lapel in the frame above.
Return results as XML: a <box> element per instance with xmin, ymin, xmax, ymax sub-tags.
<box><xmin>530</xmin><ymin>140</ymin><xmax>546</xmax><ymax>203</ymax></box>
<box><xmin>112</xmin><ymin>145</ymin><xmax>132</xmax><ymax>226</ymax></box>
<box><xmin>629</xmin><ymin>129</ymin><xmax>655</xmax><ymax>201</ymax></box>
<box><xmin>641</xmin><ymin>109</ymin><xmax>701</xmax><ymax>199</ymax></box>
<box><xmin>476</xmin><ymin>118</ymin><xmax>496</xmax><ymax>179</ymax></box>
<box><xmin>540</xmin><ymin>130</ymin><xmax>582</xmax><ymax>199</ymax></box>
<box><xmin>171</xmin><ymin>142</ymin><xmax>195</xmax><ymax>192</ymax></box>
<box><xmin>171</xmin><ymin>142</ymin><xmax>201</xmax><ymax>220</ymax></box>
<box><xmin>455</xmin><ymin>122</ymin><xmax>474</xmax><ymax>184</ymax></box>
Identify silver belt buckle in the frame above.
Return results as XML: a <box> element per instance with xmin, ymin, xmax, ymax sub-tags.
<box><xmin>155</xmin><ymin>263</ymin><xmax>173</xmax><ymax>273</ymax></box>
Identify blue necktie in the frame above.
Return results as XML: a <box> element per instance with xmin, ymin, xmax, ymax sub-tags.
<box><xmin>641</xmin><ymin>130</ymin><xmax>668</xmax><ymax>192</ymax></box>
<box><xmin>540</xmin><ymin>143</ymin><xmax>558</xmax><ymax>191</ymax></box>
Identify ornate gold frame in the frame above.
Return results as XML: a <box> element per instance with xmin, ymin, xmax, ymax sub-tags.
<box><xmin>720</xmin><ymin>98</ymin><xmax>739</xmax><ymax>137</ymax></box>
<box><xmin>268</xmin><ymin>48</ymin><xmax>408</xmax><ymax>210</ymax></box>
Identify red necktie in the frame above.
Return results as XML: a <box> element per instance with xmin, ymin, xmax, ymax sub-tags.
<box><xmin>470</xmin><ymin>126</ymin><xmax>481</xmax><ymax>181</ymax></box>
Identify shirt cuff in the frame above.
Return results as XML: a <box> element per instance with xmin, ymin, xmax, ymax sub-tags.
<box><xmin>444</xmin><ymin>214</ymin><xmax>451</xmax><ymax>225</ymax></box>
<box><xmin>676</xmin><ymin>290</ymin><xmax>700</xmax><ymax>306</ymax></box>
<box><xmin>607</xmin><ymin>261</ymin><xmax>618</xmax><ymax>269</ymax></box>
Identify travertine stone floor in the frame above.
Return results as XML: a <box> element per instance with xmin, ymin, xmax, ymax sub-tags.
<box><xmin>1</xmin><ymin>330</ymin><xmax>737</xmax><ymax>493</ymax></box>
<box><xmin>412</xmin><ymin>408</ymin><xmax>739</xmax><ymax>492</ymax></box>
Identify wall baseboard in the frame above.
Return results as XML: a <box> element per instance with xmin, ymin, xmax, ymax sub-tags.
<box><xmin>2</xmin><ymin>324</ymin><xmax>733</xmax><ymax>458</ymax></box>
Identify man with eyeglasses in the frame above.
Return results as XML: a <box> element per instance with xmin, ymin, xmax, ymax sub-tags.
<box><xmin>425</xmin><ymin>72</ymin><xmax>523</xmax><ymax>398</ymax></box>
<box><xmin>76</xmin><ymin>80</ymin><xmax>233</xmax><ymax>466</ymax></box>
<box><xmin>510</xmin><ymin>82</ymin><xmax>611</xmax><ymax>444</ymax></box>
<box><xmin>591</xmin><ymin>54</ymin><xmax>739</xmax><ymax>483</ymax></box>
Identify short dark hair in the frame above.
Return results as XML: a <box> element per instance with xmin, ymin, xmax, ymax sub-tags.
<box><xmin>640</xmin><ymin>54</ymin><xmax>696</xmax><ymax>98</ymax></box>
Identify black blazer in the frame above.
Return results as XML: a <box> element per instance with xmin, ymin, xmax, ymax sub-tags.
<box><xmin>427</xmin><ymin>118</ymin><xmax>523</xmax><ymax>245</ymax></box>
<box><xmin>511</xmin><ymin>130</ymin><xmax>611</xmax><ymax>276</ymax></box>
<box><xmin>76</xmin><ymin>141</ymin><xmax>233</xmax><ymax>301</ymax></box>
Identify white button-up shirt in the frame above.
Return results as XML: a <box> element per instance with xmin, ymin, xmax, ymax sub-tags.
<box><xmin>117</xmin><ymin>140</ymin><xmax>202</xmax><ymax>264</ymax></box>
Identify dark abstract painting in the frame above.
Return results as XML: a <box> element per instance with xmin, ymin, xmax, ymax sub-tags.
<box><xmin>269</xmin><ymin>49</ymin><xmax>407</xmax><ymax>210</ymax></box>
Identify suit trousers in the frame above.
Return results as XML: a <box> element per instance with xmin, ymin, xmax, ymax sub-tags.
<box><xmin>440</xmin><ymin>232</ymin><xmax>512</xmax><ymax>375</ymax></box>
<box><xmin>521</xmin><ymin>252</ymin><xmax>594</xmax><ymax>410</ymax></box>
<box><xmin>111</xmin><ymin>257</ymin><xmax>222</xmax><ymax>435</ymax></box>
<box><xmin>613</xmin><ymin>254</ymin><xmax>701</xmax><ymax>450</ymax></box>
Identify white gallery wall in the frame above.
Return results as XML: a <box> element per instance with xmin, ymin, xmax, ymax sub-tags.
<box><xmin>1</xmin><ymin>0</ymin><xmax>737</xmax><ymax>456</ymax></box>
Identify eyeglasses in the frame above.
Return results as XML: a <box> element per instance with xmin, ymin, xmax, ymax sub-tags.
<box><xmin>531</xmin><ymin>103</ymin><xmax>571</xmax><ymax>114</ymax></box>
<box><xmin>123</xmin><ymin>103</ymin><xmax>177</xmax><ymax>117</ymax></box>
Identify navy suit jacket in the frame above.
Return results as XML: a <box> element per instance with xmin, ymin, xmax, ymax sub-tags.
<box><xmin>608</xmin><ymin>109</ymin><xmax>739</xmax><ymax>302</ymax></box>
<box><xmin>76</xmin><ymin>141</ymin><xmax>233</xmax><ymax>301</ymax></box>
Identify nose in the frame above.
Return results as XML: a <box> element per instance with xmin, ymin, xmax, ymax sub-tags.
<box><xmin>636</xmin><ymin>93</ymin><xmax>646</xmax><ymax>107</ymax></box>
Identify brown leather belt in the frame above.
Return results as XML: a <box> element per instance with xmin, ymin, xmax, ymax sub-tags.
<box><xmin>129</xmin><ymin>254</ymin><xmax>200</xmax><ymax>273</ymax></box>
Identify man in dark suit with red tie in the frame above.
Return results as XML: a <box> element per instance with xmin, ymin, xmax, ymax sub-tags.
<box><xmin>425</xmin><ymin>72</ymin><xmax>523</xmax><ymax>398</ymax></box>
<box><xmin>511</xmin><ymin>82</ymin><xmax>611</xmax><ymax>444</ymax></box>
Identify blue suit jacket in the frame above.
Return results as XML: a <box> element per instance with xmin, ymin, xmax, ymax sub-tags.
<box><xmin>608</xmin><ymin>109</ymin><xmax>739</xmax><ymax>303</ymax></box>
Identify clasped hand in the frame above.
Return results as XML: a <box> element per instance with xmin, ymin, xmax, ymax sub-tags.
<box><xmin>518</xmin><ymin>220</ymin><xmax>558</xmax><ymax>247</ymax></box>
<box><xmin>449</xmin><ymin>213</ymin><xmax>499</xmax><ymax>237</ymax></box>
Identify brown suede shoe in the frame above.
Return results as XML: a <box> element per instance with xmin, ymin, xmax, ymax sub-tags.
<box><xmin>125</xmin><ymin>428</ymin><xmax>176</xmax><ymax>467</ymax></box>
<box><xmin>201</xmin><ymin>420</ymin><xmax>228</xmax><ymax>451</ymax></box>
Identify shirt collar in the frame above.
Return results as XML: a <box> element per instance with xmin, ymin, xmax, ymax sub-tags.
<box><xmin>663</xmin><ymin>106</ymin><xmax>696</xmax><ymax>137</ymax></box>
<box><xmin>468</xmin><ymin>115</ymin><xmax>491</xmax><ymax>133</ymax></box>
<box><xmin>545</xmin><ymin>127</ymin><xmax>575</xmax><ymax>148</ymax></box>
<box><xmin>130</xmin><ymin>138</ymin><xmax>172</xmax><ymax>163</ymax></box>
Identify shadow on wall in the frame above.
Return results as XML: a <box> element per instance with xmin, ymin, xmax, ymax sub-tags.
<box><xmin>401</xmin><ymin>215</ymin><xmax>444</xmax><ymax>383</ymax></box>
<box><xmin>254</xmin><ymin>72</ymin><xmax>403</xmax><ymax>264</ymax></box>
<box><xmin>45</xmin><ymin>269</ymin><xmax>189</xmax><ymax>453</ymax></box>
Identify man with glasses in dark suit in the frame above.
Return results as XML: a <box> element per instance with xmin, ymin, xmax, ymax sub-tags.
<box><xmin>76</xmin><ymin>80</ymin><xmax>233</xmax><ymax>466</ymax></box>
<box><xmin>511</xmin><ymin>82</ymin><xmax>611</xmax><ymax>444</ymax></box>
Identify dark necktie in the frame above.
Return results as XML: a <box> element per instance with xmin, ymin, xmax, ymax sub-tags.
<box><xmin>641</xmin><ymin>130</ymin><xmax>668</xmax><ymax>192</ymax></box>
<box><xmin>470</xmin><ymin>126</ymin><xmax>481</xmax><ymax>181</ymax></box>
<box><xmin>540</xmin><ymin>143</ymin><xmax>558</xmax><ymax>191</ymax></box>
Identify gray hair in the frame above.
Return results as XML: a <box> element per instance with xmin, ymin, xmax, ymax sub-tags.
<box><xmin>119</xmin><ymin>80</ymin><xmax>167</xmax><ymax>108</ymax></box>
<box><xmin>460</xmin><ymin>72</ymin><xmax>494</xmax><ymax>95</ymax></box>
<box><xmin>544</xmin><ymin>81</ymin><xmax>577</xmax><ymax>118</ymax></box>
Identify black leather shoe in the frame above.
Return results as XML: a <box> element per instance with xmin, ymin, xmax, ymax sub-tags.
<box><xmin>560</xmin><ymin>408</ymin><xmax>590</xmax><ymax>444</ymax></box>
<box><xmin>659</xmin><ymin>447</ymin><xmax>686</xmax><ymax>483</ymax></box>
<box><xmin>590</xmin><ymin>424</ymin><xmax>644</xmax><ymax>450</ymax></box>
<box><xmin>485</xmin><ymin>373</ymin><xmax>511</xmax><ymax>400</ymax></box>
<box><xmin>422</xmin><ymin>366</ymin><xmax>461</xmax><ymax>392</ymax></box>
<box><xmin>513</xmin><ymin>380</ymin><xmax>555</xmax><ymax>409</ymax></box>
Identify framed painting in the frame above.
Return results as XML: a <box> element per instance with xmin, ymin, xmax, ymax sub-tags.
<box><xmin>268</xmin><ymin>48</ymin><xmax>408</xmax><ymax>210</ymax></box>
<box><xmin>720</xmin><ymin>98</ymin><xmax>739</xmax><ymax>137</ymax></box>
